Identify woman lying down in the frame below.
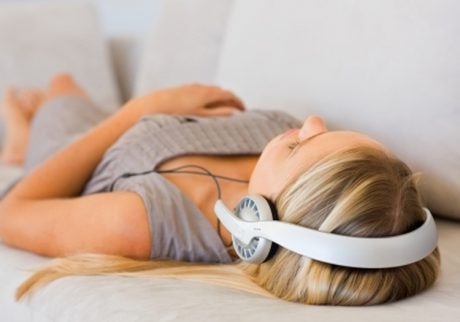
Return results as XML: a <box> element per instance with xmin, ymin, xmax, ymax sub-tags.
<box><xmin>0</xmin><ymin>74</ymin><xmax>440</xmax><ymax>305</ymax></box>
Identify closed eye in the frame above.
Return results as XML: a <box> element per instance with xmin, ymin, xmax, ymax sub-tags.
<box><xmin>289</xmin><ymin>132</ymin><xmax>328</xmax><ymax>155</ymax></box>
<box><xmin>287</xmin><ymin>138</ymin><xmax>300</xmax><ymax>150</ymax></box>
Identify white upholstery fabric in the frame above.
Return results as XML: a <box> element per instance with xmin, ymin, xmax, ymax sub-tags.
<box><xmin>1</xmin><ymin>1</ymin><xmax>460</xmax><ymax>321</ymax></box>
<box><xmin>134</xmin><ymin>0</ymin><xmax>234</xmax><ymax>96</ymax></box>
<box><xmin>1</xmin><ymin>219</ymin><xmax>458</xmax><ymax>321</ymax></box>
<box><xmin>0</xmin><ymin>1</ymin><xmax>120</xmax><ymax>112</ymax></box>
<box><xmin>216</xmin><ymin>0</ymin><xmax>460</xmax><ymax>220</ymax></box>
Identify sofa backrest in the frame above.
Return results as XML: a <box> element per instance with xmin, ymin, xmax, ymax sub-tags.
<box><xmin>214</xmin><ymin>0</ymin><xmax>460</xmax><ymax>220</ymax></box>
<box><xmin>135</xmin><ymin>0</ymin><xmax>459</xmax><ymax>220</ymax></box>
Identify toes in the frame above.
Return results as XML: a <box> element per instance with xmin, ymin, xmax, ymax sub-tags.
<box><xmin>4</xmin><ymin>86</ymin><xmax>17</xmax><ymax>102</ymax></box>
<box><xmin>16</xmin><ymin>89</ymin><xmax>45</xmax><ymax>114</ymax></box>
<box><xmin>0</xmin><ymin>86</ymin><xmax>31</xmax><ymax>124</ymax></box>
<box><xmin>1</xmin><ymin>86</ymin><xmax>45</xmax><ymax>122</ymax></box>
<box><xmin>2</xmin><ymin>86</ymin><xmax>20</xmax><ymax>112</ymax></box>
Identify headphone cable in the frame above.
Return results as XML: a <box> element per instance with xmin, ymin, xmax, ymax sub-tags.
<box><xmin>108</xmin><ymin>164</ymin><xmax>249</xmax><ymax>247</ymax></box>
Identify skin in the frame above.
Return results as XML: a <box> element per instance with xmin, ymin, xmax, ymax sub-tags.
<box><xmin>248</xmin><ymin>116</ymin><xmax>388</xmax><ymax>200</ymax></box>
<box><xmin>0</xmin><ymin>76</ymin><xmax>249</xmax><ymax>259</ymax></box>
<box><xmin>0</xmin><ymin>75</ymin><xmax>388</xmax><ymax>261</ymax></box>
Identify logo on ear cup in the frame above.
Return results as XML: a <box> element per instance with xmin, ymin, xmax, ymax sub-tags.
<box><xmin>232</xmin><ymin>196</ymin><xmax>275</xmax><ymax>263</ymax></box>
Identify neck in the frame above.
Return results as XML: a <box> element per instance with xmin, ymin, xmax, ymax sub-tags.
<box><xmin>222</xmin><ymin>180</ymin><xmax>250</xmax><ymax>210</ymax></box>
<box><xmin>217</xmin><ymin>155</ymin><xmax>258</xmax><ymax>207</ymax></box>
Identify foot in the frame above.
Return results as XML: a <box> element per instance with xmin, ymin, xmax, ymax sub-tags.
<box><xmin>0</xmin><ymin>87</ymin><xmax>45</xmax><ymax>165</ymax></box>
<box><xmin>0</xmin><ymin>73</ymin><xmax>89</xmax><ymax>166</ymax></box>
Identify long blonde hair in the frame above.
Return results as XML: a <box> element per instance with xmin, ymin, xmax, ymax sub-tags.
<box><xmin>16</xmin><ymin>146</ymin><xmax>441</xmax><ymax>305</ymax></box>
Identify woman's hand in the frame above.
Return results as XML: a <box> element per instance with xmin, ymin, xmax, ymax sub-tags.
<box><xmin>128</xmin><ymin>84</ymin><xmax>246</xmax><ymax>117</ymax></box>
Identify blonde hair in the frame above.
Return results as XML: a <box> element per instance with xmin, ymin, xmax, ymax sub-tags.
<box><xmin>16</xmin><ymin>146</ymin><xmax>440</xmax><ymax>305</ymax></box>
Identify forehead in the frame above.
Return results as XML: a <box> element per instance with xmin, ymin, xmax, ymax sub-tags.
<box><xmin>292</xmin><ymin>130</ymin><xmax>385</xmax><ymax>161</ymax></box>
<box><xmin>314</xmin><ymin>130</ymin><xmax>381</xmax><ymax>147</ymax></box>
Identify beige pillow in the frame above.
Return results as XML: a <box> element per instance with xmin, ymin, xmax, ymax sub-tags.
<box><xmin>0</xmin><ymin>1</ymin><xmax>119</xmax><ymax>112</ymax></box>
<box><xmin>134</xmin><ymin>0</ymin><xmax>233</xmax><ymax>96</ymax></box>
<box><xmin>216</xmin><ymin>0</ymin><xmax>460</xmax><ymax>220</ymax></box>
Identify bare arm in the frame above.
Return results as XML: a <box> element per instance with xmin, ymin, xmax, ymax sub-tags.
<box><xmin>0</xmin><ymin>191</ymin><xmax>151</xmax><ymax>259</ymax></box>
<box><xmin>0</xmin><ymin>102</ymin><xmax>152</xmax><ymax>257</ymax></box>
<box><xmin>1</xmin><ymin>84</ymin><xmax>244</xmax><ymax>202</ymax></box>
<box><xmin>3</xmin><ymin>104</ymin><xmax>142</xmax><ymax>200</ymax></box>
<box><xmin>0</xmin><ymin>84</ymin><xmax>244</xmax><ymax>257</ymax></box>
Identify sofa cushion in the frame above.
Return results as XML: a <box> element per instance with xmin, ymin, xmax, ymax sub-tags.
<box><xmin>0</xmin><ymin>1</ymin><xmax>120</xmax><ymax>113</ymax></box>
<box><xmin>216</xmin><ymin>0</ymin><xmax>460</xmax><ymax>220</ymax></box>
<box><xmin>134</xmin><ymin>0</ymin><xmax>234</xmax><ymax>96</ymax></box>
<box><xmin>2</xmin><ymin>219</ymin><xmax>460</xmax><ymax>321</ymax></box>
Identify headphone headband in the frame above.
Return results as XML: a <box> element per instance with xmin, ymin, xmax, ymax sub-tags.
<box><xmin>214</xmin><ymin>199</ymin><xmax>438</xmax><ymax>268</ymax></box>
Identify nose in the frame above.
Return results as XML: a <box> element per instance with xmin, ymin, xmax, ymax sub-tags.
<box><xmin>299</xmin><ymin>115</ymin><xmax>327</xmax><ymax>140</ymax></box>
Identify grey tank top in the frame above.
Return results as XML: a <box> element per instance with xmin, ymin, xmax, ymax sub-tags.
<box><xmin>82</xmin><ymin>110</ymin><xmax>301</xmax><ymax>263</ymax></box>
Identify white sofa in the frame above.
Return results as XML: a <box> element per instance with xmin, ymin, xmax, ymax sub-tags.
<box><xmin>1</xmin><ymin>0</ymin><xmax>459</xmax><ymax>321</ymax></box>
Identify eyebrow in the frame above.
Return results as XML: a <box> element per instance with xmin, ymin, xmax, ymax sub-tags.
<box><xmin>290</xmin><ymin>132</ymin><xmax>328</xmax><ymax>157</ymax></box>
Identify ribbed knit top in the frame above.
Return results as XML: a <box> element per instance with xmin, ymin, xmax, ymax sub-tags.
<box><xmin>82</xmin><ymin>110</ymin><xmax>301</xmax><ymax>263</ymax></box>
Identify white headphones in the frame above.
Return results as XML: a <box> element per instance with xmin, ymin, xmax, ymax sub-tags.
<box><xmin>214</xmin><ymin>195</ymin><xmax>438</xmax><ymax>268</ymax></box>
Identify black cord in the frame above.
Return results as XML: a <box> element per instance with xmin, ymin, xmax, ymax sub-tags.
<box><xmin>108</xmin><ymin>165</ymin><xmax>249</xmax><ymax>194</ymax></box>
<box><xmin>108</xmin><ymin>164</ymin><xmax>248</xmax><ymax>247</ymax></box>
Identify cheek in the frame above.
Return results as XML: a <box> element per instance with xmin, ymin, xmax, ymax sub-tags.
<box><xmin>248</xmin><ymin>143</ymin><xmax>286</xmax><ymax>196</ymax></box>
<box><xmin>248</xmin><ymin>157</ymin><xmax>272</xmax><ymax>195</ymax></box>
<box><xmin>260</xmin><ymin>137</ymin><xmax>286</xmax><ymax>160</ymax></box>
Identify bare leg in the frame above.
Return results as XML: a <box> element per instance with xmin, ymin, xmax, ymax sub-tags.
<box><xmin>45</xmin><ymin>73</ymin><xmax>89</xmax><ymax>101</ymax></box>
<box><xmin>0</xmin><ymin>73</ymin><xmax>89</xmax><ymax>166</ymax></box>
<box><xmin>0</xmin><ymin>87</ymin><xmax>44</xmax><ymax>165</ymax></box>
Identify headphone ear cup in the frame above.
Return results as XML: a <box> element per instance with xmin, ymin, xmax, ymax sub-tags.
<box><xmin>232</xmin><ymin>195</ymin><xmax>278</xmax><ymax>263</ymax></box>
<box><xmin>260</xmin><ymin>196</ymin><xmax>279</xmax><ymax>262</ymax></box>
